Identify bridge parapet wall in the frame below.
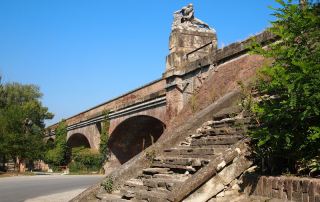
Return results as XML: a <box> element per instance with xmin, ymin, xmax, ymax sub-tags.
<box><xmin>48</xmin><ymin>79</ymin><xmax>166</xmax><ymax>131</ymax></box>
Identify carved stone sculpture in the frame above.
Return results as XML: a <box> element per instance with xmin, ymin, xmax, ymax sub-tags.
<box><xmin>165</xmin><ymin>3</ymin><xmax>218</xmax><ymax>71</ymax></box>
<box><xmin>172</xmin><ymin>3</ymin><xmax>211</xmax><ymax>31</ymax></box>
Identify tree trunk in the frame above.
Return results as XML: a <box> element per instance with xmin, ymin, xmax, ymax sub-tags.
<box><xmin>19</xmin><ymin>159</ymin><xmax>26</xmax><ymax>173</ymax></box>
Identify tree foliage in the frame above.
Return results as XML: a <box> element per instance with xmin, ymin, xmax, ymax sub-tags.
<box><xmin>0</xmin><ymin>79</ymin><xmax>53</xmax><ymax>171</ymax></box>
<box><xmin>249</xmin><ymin>0</ymin><xmax>320</xmax><ymax>175</ymax></box>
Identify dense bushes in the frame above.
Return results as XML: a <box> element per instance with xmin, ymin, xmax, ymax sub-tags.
<box><xmin>69</xmin><ymin>147</ymin><xmax>101</xmax><ymax>173</ymax></box>
<box><xmin>248</xmin><ymin>0</ymin><xmax>320</xmax><ymax>176</ymax></box>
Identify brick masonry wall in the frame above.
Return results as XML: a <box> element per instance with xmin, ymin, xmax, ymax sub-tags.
<box><xmin>48</xmin><ymin>79</ymin><xmax>166</xmax><ymax>130</ymax></box>
<box><xmin>242</xmin><ymin>175</ymin><xmax>320</xmax><ymax>202</ymax></box>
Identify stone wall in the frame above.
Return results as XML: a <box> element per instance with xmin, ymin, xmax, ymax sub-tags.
<box><xmin>241</xmin><ymin>175</ymin><xmax>320</xmax><ymax>202</ymax></box>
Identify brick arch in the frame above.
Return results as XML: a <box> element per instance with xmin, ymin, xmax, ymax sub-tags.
<box><xmin>109</xmin><ymin>104</ymin><xmax>167</xmax><ymax>135</ymax></box>
<box><xmin>108</xmin><ymin>115</ymin><xmax>166</xmax><ymax>164</ymax></box>
<box><xmin>66</xmin><ymin>124</ymin><xmax>101</xmax><ymax>150</ymax></box>
<box><xmin>67</xmin><ymin>133</ymin><xmax>91</xmax><ymax>148</ymax></box>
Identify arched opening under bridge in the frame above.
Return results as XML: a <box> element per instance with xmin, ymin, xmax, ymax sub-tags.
<box><xmin>109</xmin><ymin>115</ymin><xmax>165</xmax><ymax>164</ymax></box>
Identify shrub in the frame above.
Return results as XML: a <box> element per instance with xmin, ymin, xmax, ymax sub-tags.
<box><xmin>68</xmin><ymin>161</ymin><xmax>86</xmax><ymax>173</ymax></box>
<box><xmin>248</xmin><ymin>0</ymin><xmax>320</xmax><ymax>175</ymax></box>
<box><xmin>101</xmin><ymin>177</ymin><xmax>113</xmax><ymax>193</ymax></box>
<box><xmin>69</xmin><ymin>147</ymin><xmax>101</xmax><ymax>172</ymax></box>
<box><xmin>45</xmin><ymin>120</ymin><xmax>68</xmax><ymax>167</ymax></box>
<box><xmin>99</xmin><ymin>113</ymin><xmax>110</xmax><ymax>165</ymax></box>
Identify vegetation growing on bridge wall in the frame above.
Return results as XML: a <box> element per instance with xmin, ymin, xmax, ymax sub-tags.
<box><xmin>0</xmin><ymin>76</ymin><xmax>54</xmax><ymax>172</ymax></box>
<box><xmin>68</xmin><ymin>111</ymin><xmax>110</xmax><ymax>173</ymax></box>
<box><xmin>44</xmin><ymin>111</ymin><xmax>111</xmax><ymax>173</ymax></box>
<box><xmin>45</xmin><ymin>120</ymin><xmax>68</xmax><ymax>171</ymax></box>
<box><xmin>247</xmin><ymin>0</ymin><xmax>320</xmax><ymax>176</ymax></box>
<box><xmin>99</xmin><ymin>110</ymin><xmax>110</xmax><ymax>167</ymax></box>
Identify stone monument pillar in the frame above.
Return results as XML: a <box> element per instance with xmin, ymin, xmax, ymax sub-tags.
<box><xmin>165</xmin><ymin>3</ymin><xmax>217</xmax><ymax>71</ymax></box>
<box><xmin>165</xmin><ymin>4</ymin><xmax>218</xmax><ymax>118</ymax></box>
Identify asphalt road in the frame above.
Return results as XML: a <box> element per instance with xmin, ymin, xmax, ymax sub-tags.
<box><xmin>0</xmin><ymin>175</ymin><xmax>104</xmax><ymax>202</ymax></box>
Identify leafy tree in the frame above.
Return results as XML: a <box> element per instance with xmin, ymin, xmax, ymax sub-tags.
<box><xmin>249</xmin><ymin>0</ymin><xmax>320</xmax><ymax>175</ymax></box>
<box><xmin>0</xmin><ymin>81</ymin><xmax>53</xmax><ymax>171</ymax></box>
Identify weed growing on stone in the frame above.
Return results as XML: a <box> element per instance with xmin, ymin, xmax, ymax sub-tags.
<box><xmin>101</xmin><ymin>177</ymin><xmax>113</xmax><ymax>193</ymax></box>
<box><xmin>145</xmin><ymin>150</ymin><xmax>156</xmax><ymax>163</ymax></box>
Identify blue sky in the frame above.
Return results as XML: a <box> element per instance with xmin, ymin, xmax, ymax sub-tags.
<box><xmin>0</xmin><ymin>1</ymin><xmax>279</xmax><ymax>126</ymax></box>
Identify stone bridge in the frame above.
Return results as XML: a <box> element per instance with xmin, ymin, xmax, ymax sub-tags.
<box><xmin>45</xmin><ymin>15</ymin><xmax>273</xmax><ymax>169</ymax></box>
<box><xmin>45</xmin><ymin>78</ymin><xmax>168</xmax><ymax>165</ymax></box>
<box><xmin>45</xmin><ymin>21</ymin><xmax>220</xmax><ymax>168</ymax></box>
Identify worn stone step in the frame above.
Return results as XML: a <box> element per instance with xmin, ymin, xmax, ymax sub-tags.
<box><xmin>212</xmin><ymin>110</ymin><xmax>241</xmax><ymax>121</ymax></box>
<box><xmin>205</xmin><ymin>116</ymin><xmax>252</xmax><ymax>127</ymax></box>
<box><xmin>142</xmin><ymin>167</ymin><xmax>172</xmax><ymax>175</ymax></box>
<box><xmin>123</xmin><ymin>179</ymin><xmax>146</xmax><ymax>190</ymax></box>
<box><xmin>196</xmin><ymin>127</ymin><xmax>246</xmax><ymax>136</ymax></box>
<box><xmin>138</xmin><ymin>172</ymin><xmax>188</xmax><ymax>181</ymax></box>
<box><xmin>120</xmin><ymin>186</ymin><xmax>153</xmax><ymax>200</ymax></box>
<box><xmin>151</xmin><ymin>162</ymin><xmax>200</xmax><ymax>173</ymax></box>
<box><xmin>196</xmin><ymin>134</ymin><xmax>243</xmax><ymax>140</ymax></box>
<box><xmin>163</xmin><ymin>147</ymin><xmax>216</xmax><ymax>156</ymax></box>
<box><xmin>100</xmin><ymin>198</ymin><xmax>131</xmax><ymax>202</ymax></box>
<box><xmin>152</xmin><ymin>173</ymin><xmax>190</xmax><ymax>180</ymax></box>
<box><xmin>142</xmin><ymin>177</ymin><xmax>186</xmax><ymax>191</ymax></box>
<box><xmin>153</xmin><ymin>157</ymin><xmax>209</xmax><ymax>167</ymax></box>
<box><xmin>151</xmin><ymin>162</ymin><xmax>197</xmax><ymax>173</ymax></box>
<box><xmin>185</xmin><ymin>145</ymin><xmax>231</xmax><ymax>155</ymax></box>
<box><xmin>191</xmin><ymin>135</ymin><xmax>243</xmax><ymax>146</ymax></box>
<box><xmin>100</xmin><ymin>199</ymin><xmax>130</xmax><ymax>202</ymax></box>
<box><xmin>132</xmin><ymin>189</ymin><xmax>170</xmax><ymax>202</ymax></box>
<box><xmin>96</xmin><ymin>193</ymin><xmax>124</xmax><ymax>201</ymax></box>
<box><xmin>120</xmin><ymin>189</ymin><xmax>137</xmax><ymax>199</ymax></box>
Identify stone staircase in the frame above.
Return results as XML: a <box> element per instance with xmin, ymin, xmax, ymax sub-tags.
<box><xmin>96</xmin><ymin>107</ymin><xmax>257</xmax><ymax>202</ymax></box>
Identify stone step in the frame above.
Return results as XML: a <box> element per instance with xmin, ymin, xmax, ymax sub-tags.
<box><xmin>131</xmin><ymin>189</ymin><xmax>170</xmax><ymax>202</ymax></box>
<box><xmin>142</xmin><ymin>177</ymin><xmax>186</xmax><ymax>191</ymax></box>
<box><xmin>151</xmin><ymin>162</ymin><xmax>198</xmax><ymax>173</ymax></box>
<box><xmin>120</xmin><ymin>189</ymin><xmax>138</xmax><ymax>199</ymax></box>
<box><xmin>137</xmin><ymin>171</ymin><xmax>190</xmax><ymax>185</ymax></box>
<box><xmin>211</xmin><ymin>110</ymin><xmax>241</xmax><ymax>121</ymax></box>
<box><xmin>153</xmin><ymin>157</ymin><xmax>209</xmax><ymax>167</ymax></box>
<box><xmin>142</xmin><ymin>168</ymin><xmax>172</xmax><ymax>175</ymax></box>
<box><xmin>123</xmin><ymin>179</ymin><xmax>146</xmax><ymax>190</ymax></box>
<box><xmin>96</xmin><ymin>193</ymin><xmax>124</xmax><ymax>201</ymax></box>
<box><xmin>163</xmin><ymin>147</ymin><xmax>216</xmax><ymax>156</ymax></box>
<box><xmin>210</xmin><ymin>118</ymin><xmax>252</xmax><ymax>128</ymax></box>
<box><xmin>152</xmin><ymin>173</ymin><xmax>190</xmax><ymax>180</ymax></box>
<box><xmin>190</xmin><ymin>135</ymin><xmax>243</xmax><ymax>146</ymax></box>
<box><xmin>195</xmin><ymin>127</ymin><xmax>246</xmax><ymax>137</ymax></box>
<box><xmin>187</xmin><ymin>144</ymin><xmax>231</xmax><ymax>149</ymax></box>
<box><xmin>100</xmin><ymin>198</ymin><xmax>131</xmax><ymax>202</ymax></box>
